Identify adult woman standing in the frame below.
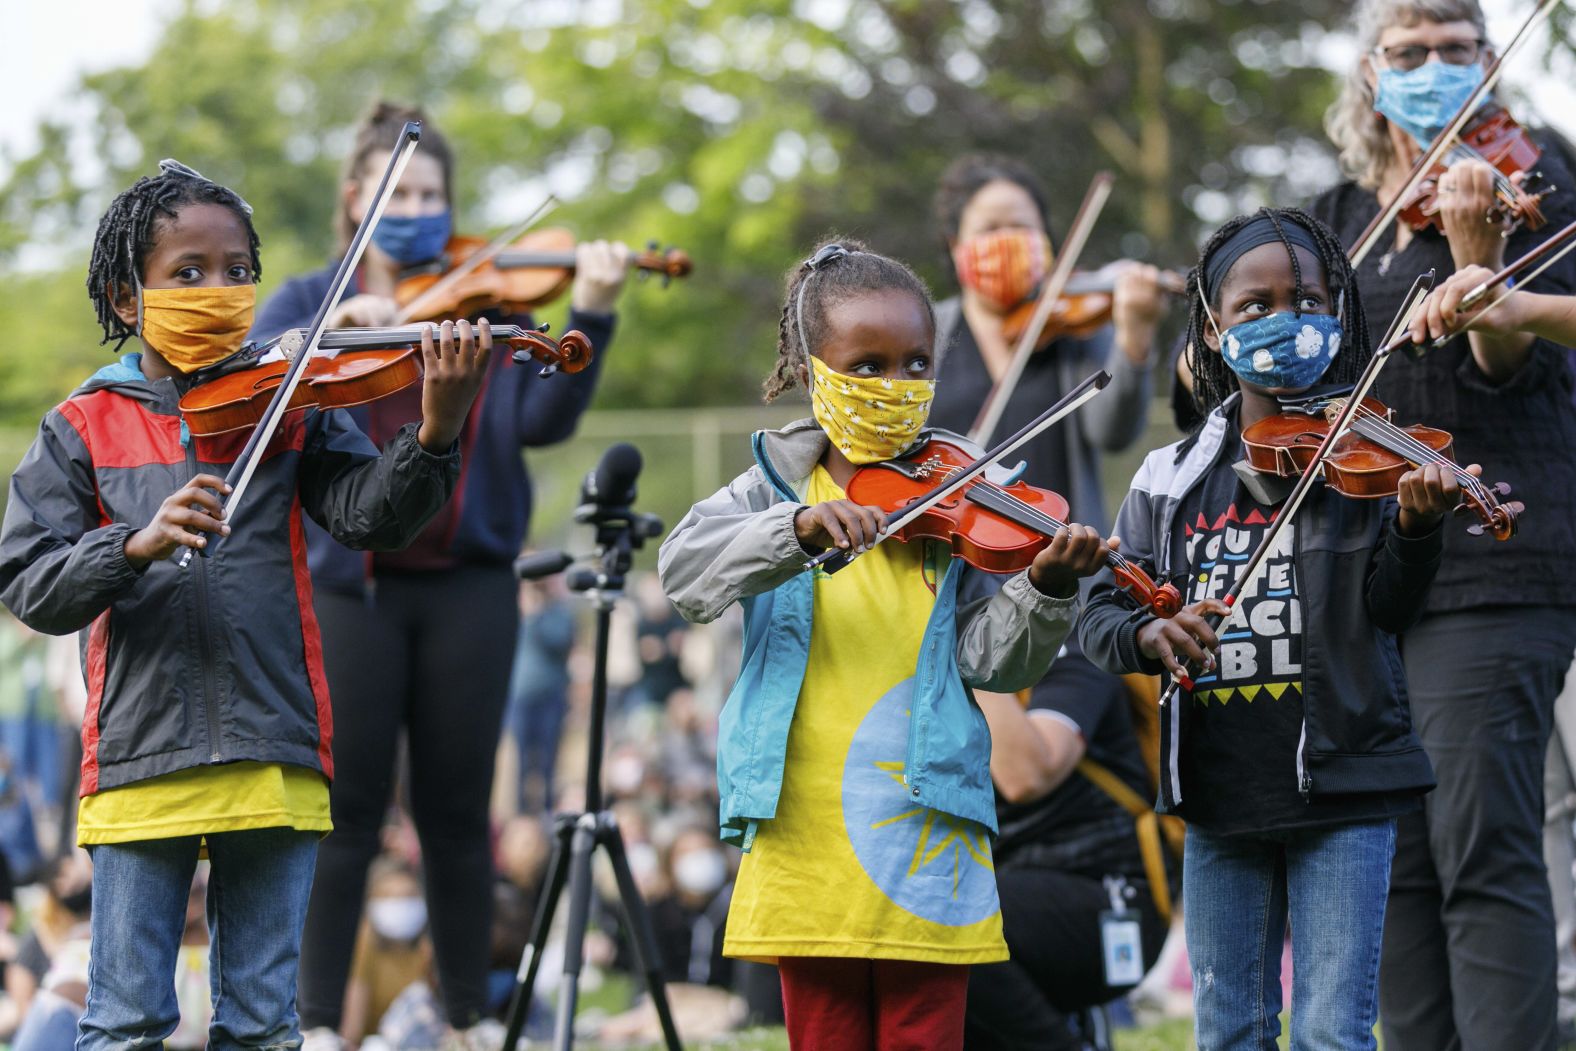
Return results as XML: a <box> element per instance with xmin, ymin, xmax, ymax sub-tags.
<box><xmin>1309</xmin><ymin>4</ymin><xmax>1576</xmax><ymax>1048</ymax></box>
<box><xmin>922</xmin><ymin>155</ymin><xmax>1172</xmax><ymax>1050</ymax></box>
<box><xmin>252</xmin><ymin>102</ymin><xmax>632</xmax><ymax>1050</ymax></box>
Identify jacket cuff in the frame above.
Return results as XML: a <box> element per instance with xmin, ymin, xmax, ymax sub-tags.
<box><xmin>1117</xmin><ymin>614</ymin><xmax>1165</xmax><ymax>675</ymax></box>
<box><xmin>768</xmin><ymin>502</ymin><xmax>816</xmax><ymax>565</ymax></box>
<box><xmin>101</xmin><ymin>523</ymin><xmax>148</xmax><ymax>583</ymax></box>
<box><xmin>566</xmin><ymin>308</ymin><xmax>617</xmax><ymax>350</ymax></box>
<box><xmin>1386</xmin><ymin>516</ymin><xmax>1444</xmax><ymax>565</ymax></box>
<box><xmin>394</xmin><ymin>422</ymin><xmax>461</xmax><ymax>470</ymax></box>
<box><xmin>1003</xmin><ymin>570</ymin><xmax>1078</xmax><ymax>619</ymax></box>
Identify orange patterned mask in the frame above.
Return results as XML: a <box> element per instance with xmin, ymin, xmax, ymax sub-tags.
<box><xmin>952</xmin><ymin>228</ymin><xmax>1052</xmax><ymax>311</ymax></box>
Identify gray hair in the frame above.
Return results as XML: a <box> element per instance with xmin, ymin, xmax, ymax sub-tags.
<box><xmin>1324</xmin><ymin>0</ymin><xmax>1489</xmax><ymax>190</ymax></box>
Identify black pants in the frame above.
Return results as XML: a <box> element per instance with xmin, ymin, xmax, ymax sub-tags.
<box><xmin>963</xmin><ymin>860</ymin><xmax>1167</xmax><ymax>1051</ymax></box>
<box><xmin>299</xmin><ymin>566</ymin><xmax>519</xmax><ymax>1029</ymax></box>
<box><xmin>1380</xmin><ymin>606</ymin><xmax>1576</xmax><ymax>1051</ymax></box>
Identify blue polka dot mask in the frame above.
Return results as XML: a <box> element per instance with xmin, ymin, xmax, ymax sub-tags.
<box><xmin>1203</xmin><ymin>294</ymin><xmax>1345</xmax><ymax>391</ymax></box>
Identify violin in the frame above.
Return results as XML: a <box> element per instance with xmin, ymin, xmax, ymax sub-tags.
<box><xmin>843</xmin><ymin>437</ymin><xmax>1182</xmax><ymax>617</ymax></box>
<box><xmin>395</xmin><ymin>228</ymin><xmax>692</xmax><ymax>321</ymax></box>
<box><xmin>1241</xmin><ymin>393</ymin><xmax>1521</xmax><ymax>540</ymax></box>
<box><xmin>1002</xmin><ymin>266</ymin><xmax>1187</xmax><ymax>350</ymax></box>
<box><xmin>179</xmin><ymin>323</ymin><xmax>593</xmax><ymax>437</ymax></box>
<box><xmin>1397</xmin><ymin>104</ymin><xmax>1551</xmax><ymax>235</ymax></box>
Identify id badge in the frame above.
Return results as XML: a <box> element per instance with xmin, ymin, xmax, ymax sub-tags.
<box><xmin>1100</xmin><ymin>910</ymin><xmax>1144</xmax><ymax>987</ymax></box>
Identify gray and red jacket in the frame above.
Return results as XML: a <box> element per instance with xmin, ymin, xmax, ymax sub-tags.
<box><xmin>0</xmin><ymin>354</ymin><xmax>460</xmax><ymax>795</ymax></box>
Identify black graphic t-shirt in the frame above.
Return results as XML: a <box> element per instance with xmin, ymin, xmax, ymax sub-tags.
<box><xmin>1175</xmin><ymin>419</ymin><xmax>1418</xmax><ymax>836</ymax></box>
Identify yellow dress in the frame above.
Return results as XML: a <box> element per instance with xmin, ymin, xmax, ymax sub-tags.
<box><xmin>723</xmin><ymin>466</ymin><xmax>1006</xmax><ymax>964</ymax></box>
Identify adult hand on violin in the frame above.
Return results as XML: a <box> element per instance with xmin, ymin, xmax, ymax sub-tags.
<box><xmin>1396</xmin><ymin>461</ymin><xmax>1478</xmax><ymax>537</ymax></box>
<box><xmin>1437</xmin><ymin>159</ymin><xmax>1507</xmax><ymax>272</ymax></box>
<box><xmin>1111</xmin><ymin>262</ymin><xmax>1165</xmax><ymax>366</ymax></box>
<box><xmin>1027</xmin><ymin>525</ymin><xmax>1114</xmax><ymax>598</ymax></box>
<box><xmin>1408</xmin><ymin>265</ymin><xmax>1523</xmax><ymax>343</ymax></box>
<box><xmin>794</xmin><ymin>500</ymin><xmax>885</xmax><ymax>555</ymax></box>
<box><xmin>416</xmin><ymin>319</ymin><xmax>493</xmax><ymax>453</ymax></box>
<box><xmin>327</xmin><ymin>293</ymin><xmax>399</xmax><ymax>329</ymax></box>
<box><xmin>569</xmin><ymin>240</ymin><xmax>634</xmax><ymax>314</ymax></box>
<box><xmin>1136</xmin><ymin>598</ymin><xmax>1230</xmax><ymax>681</ymax></box>
<box><xmin>124</xmin><ymin>474</ymin><xmax>233</xmax><ymax>568</ymax></box>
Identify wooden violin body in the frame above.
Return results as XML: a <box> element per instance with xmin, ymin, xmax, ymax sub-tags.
<box><xmin>1399</xmin><ymin>104</ymin><xmax>1550</xmax><ymax>234</ymax></box>
<box><xmin>396</xmin><ymin>228</ymin><xmax>692</xmax><ymax>321</ymax></box>
<box><xmin>1242</xmin><ymin>395</ymin><xmax>1522</xmax><ymax>540</ymax></box>
<box><xmin>845</xmin><ymin>438</ymin><xmax>1181</xmax><ymax>616</ymax></box>
<box><xmin>180</xmin><ymin>324</ymin><xmax>593</xmax><ymax>436</ymax></box>
<box><xmin>1002</xmin><ymin>266</ymin><xmax>1186</xmax><ymax>350</ymax></box>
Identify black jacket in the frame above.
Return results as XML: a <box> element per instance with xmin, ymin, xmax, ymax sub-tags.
<box><xmin>1077</xmin><ymin>397</ymin><xmax>1442</xmax><ymax>810</ymax></box>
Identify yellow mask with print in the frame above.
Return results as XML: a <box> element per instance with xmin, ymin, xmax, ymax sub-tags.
<box><xmin>808</xmin><ymin>355</ymin><xmax>935</xmax><ymax>465</ymax></box>
<box><xmin>139</xmin><ymin>284</ymin><xmax>256</xmax><ymax>373</ymax></box>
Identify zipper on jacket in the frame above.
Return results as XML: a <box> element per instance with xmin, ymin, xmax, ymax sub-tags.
<box><xmin>186</xmin><ymin>443</ymin><xmax>224</xmax><ymax>763</ymax></box>
<box><xmin>1296</xmin><ymin>718</ymin><xmax>1311</xmax><ymax>799</ymax></box>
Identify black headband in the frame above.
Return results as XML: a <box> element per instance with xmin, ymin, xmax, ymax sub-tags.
<box><xmin>1202</xmin><ymin>214</ymin><xmax>1322</xmax><ymax>303</ymax></box>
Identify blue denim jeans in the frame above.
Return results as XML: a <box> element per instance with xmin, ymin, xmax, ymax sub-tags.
<box><xmin>1184</xmin><ymin>819</ymin><xmax>1395</xmax><ymax>1051</ymax></box>
<box><xmin>78</xmin><ymin>828</ymin><xmax>319</xmax><ymax>1050</ymax></box>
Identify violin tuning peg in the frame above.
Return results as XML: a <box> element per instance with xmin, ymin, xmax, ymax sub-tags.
<box><xmin>538</xmin><ymin>365</ymin><xmax>559</xmax><ymax>378</ymax></box>
<box><xmin>1467</xmin><ymin>523</ymin><xmax>1485</xmax><ymax>537</ymax></box>
<box><xmin>536</xmin><ymin>322</ymin><xmax>552</xmax><ymax>334</ymax></box>
<box><xmin>647</xmin><ymin>239</ymin><xmax>660</xmax><ymax>252</ymax></box>
<box><xmin>1493</xmin><ymin>481</ymin><xmax>1513</xmax><ymax>497</ymax></box>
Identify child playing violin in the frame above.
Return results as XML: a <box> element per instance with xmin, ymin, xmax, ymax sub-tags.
<box><xmin>0</xmin><ymin>161</ymin><xmax>489</xmax><ymax>1047</ymax></box>
<box><xmin>1078</xmin><ymin>208</ymin><xmax>1465</xmax><ymax>1051</ymax></box>
<box><xmin>659</xmin><ymin>240</ymin><xmax>1112</xmax><ymax>1051</ymax></box>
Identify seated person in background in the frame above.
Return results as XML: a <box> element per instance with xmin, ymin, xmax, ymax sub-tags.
<box><xmin>342</xmin><ymin>857</ymin><xmax>434</xmax><ymax>1046</ymax></box>
<box><xmin>965</xmin><ymin>647</ymin><xmax>1172</xmax><ymax>1051</ymax></box>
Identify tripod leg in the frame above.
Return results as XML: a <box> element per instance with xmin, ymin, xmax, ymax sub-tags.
<box><xmin>552</xmin><ymin>815</ymin><xmax>600</xmax><ymax>1051</ymax></box>
<box><xmin>601</xmin><ymin>820</ymin><xmax>685</xmax><ymax>1051</ymax></box>
<box><xmin>502</xmin><ymin>816</ymin><xmax>573</xmax><ymax>1049</ymax></box>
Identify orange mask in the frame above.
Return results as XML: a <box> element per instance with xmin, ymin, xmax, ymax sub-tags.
<box><xmin>952</xmin><ymin>228</ymin><xmax>1052</xmax><ymax>311</ymax></box>
<box><xmin>139</xmin><ymin>284</ymin><xmax>256</xmax><ymax>372</ymax></box>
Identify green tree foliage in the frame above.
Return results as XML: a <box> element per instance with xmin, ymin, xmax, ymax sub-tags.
<box><xmin>2</xmin><ymin>0</ymin><xmax>1545</xmax><ymax>433</ymax></box>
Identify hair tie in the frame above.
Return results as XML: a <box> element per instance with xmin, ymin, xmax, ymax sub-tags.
<box><xmin>803</xmin><ymin>243</ymin><xmax>852</xmax><ymax>272</ymax></box>
<box><xmin>157</xmin><ymin>158</ymin><xmax>253</xmax><ymax>216</ymax></box>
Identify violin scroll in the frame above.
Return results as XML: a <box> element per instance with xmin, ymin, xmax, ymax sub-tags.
<box><xmin>506</xmin><ymin>325</ymin><xmax>594</xmax><ymax>374</ymax></box>
<box><xmin>1111</xmin><ymin>563</ymin><xmax>1182</xmax><ymax>618</ymax></box>
<box><xmin>636</xmin><ymin>241</ymin><xmax>693</xmax><ymax>285</ymax></box>
<box><xmin>1459</xmin><ymin>481</ymin><xmax>1522</xmax><ymax>541</ymax></box>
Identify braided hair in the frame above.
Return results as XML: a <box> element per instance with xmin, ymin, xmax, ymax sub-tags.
<box><xmin>86</xmin><ymin>162</ymin><xmax>261</xmax><ymax>348</ymax></box>
<box><xmin>1182</xmin><ymin>206</ymin><xmax>1371</xmax><ymax>420</ymax></box>
<box><xmin>763</xmin><ymin>238</ymin><xmax>935</xmax><ymax>402</ymax></box>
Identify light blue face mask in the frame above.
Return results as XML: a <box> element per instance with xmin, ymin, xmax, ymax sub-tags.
<box><xmin>1374</xmin><ymin>61</ymin><xmax>1485</xmax><ymax>147</ymax></box>
<box><xmin>1207</xmin><ymin>303</ymin><xmax>1345</xmax><ymax>391</ymax></box>
<box><xmin>371</xmin><ymin>210</ymin><xmax>452</xmax><ymax>266</ymax></box>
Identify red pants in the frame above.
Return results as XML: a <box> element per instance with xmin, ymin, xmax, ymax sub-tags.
<box><xmin>778</xmin><ymin>956</ymin><xmax>970</xmax><ymax>1051</ymax></box>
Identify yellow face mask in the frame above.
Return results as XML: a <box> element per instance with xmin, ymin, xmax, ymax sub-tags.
<box><xmin>138</xmin><ymin>284</ymin><xmax>256</xmax><ymax>373</ymax></box>
<box><xmin>808</xmin><ymin>355</ymin><xmax>935</xmax><ymax>465</ymax></box>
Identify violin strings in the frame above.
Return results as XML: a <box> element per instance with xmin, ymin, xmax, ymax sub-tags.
<box><xmin>1344</xmin><ymin>404</ymin><xmax>1493</xmax><ymax>504</ymax></box>
<box><xmin>917</xmin><ymin>463</ymin><xmax>1136</xmax><ymax>573</ymax></box>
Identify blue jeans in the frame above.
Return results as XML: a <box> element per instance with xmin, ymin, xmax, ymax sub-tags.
<box><xmin>78</xmin><ymin>828</ymin><xmax>318</xmax><ymax>1050</ymax></box>
<box><xmin>1184</xmin><ymin>819</ymin><xmax>1395</xmax><ymax>1051</ymax></box>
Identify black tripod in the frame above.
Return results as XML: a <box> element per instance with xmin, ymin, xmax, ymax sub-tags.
<box><xmin>502</xmin><ymin>446</ymin><xmax>681</xmax><ymax>1051</ymax></box>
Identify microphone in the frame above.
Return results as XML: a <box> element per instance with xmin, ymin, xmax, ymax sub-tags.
<box><xmin>513</xmin><ymin>550</ymin><xmax>573</xmax><ymax>580</ymax></box>
<box><xmin>581</xmin><ymin>442</ymin><xmax>642</xmax><ymax>510</ymax></box>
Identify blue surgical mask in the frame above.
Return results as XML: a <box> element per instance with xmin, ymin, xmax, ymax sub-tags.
<box><xmin>1216</xmin><ymin>311</ymin><xmax>1344</xmax><ymax>390</ymax></box>
<box><xmin>371</xmin><ymin>211</ymin><xmax>452</xmax><ymax>265</ymax></box>
<box><xmin>1374</xmin><ymin>61</ymin><xmax>1485</xmax><ymax>148</ymax></box>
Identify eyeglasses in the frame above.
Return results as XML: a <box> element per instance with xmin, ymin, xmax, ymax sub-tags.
<box><xmin>1372</xmin><ymin>39</ymin><xmax>1485</xmax><ymax>72</ymax></box>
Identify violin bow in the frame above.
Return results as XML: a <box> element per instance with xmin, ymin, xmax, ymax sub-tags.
<box><xmin>968</xmin><ymin>171</ymin><xmax>1116</xmax><ymax>446</ymax></box>
<box><xmin>392</xmin><ymin>195</ymin><xmax>560</xmax><ymax>324</ymax></box>
<box><xmin>1152</xmin><ymin>271</ymin><xmax>1436</xmax><ymax>800</ymax></box>
<box><xmin>1349</xmin><ymin>0</ymin><xmax>1560</xmax><ymax>268</ymax></box>
<box><xmin>179</xmin><ymin>122</ymin><xmax>424</xmax><ymax>568</ymax></box>
<box><xmin>1375</xmin><ymin>218</ymin><xmax>1576</xmax><ymax>355</ymax></box>
<box><xmin>807</xmin><ymin>369</ymin><xmax>1112</xmax><ymax>574</ymax></box>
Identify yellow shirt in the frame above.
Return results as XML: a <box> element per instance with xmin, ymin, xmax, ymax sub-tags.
<box><xmin>77</xmin><ymin>761</ymin><xmax>331</xmax><ymax>845</ymax></box>
<box><xmin>724</xmin><ymin>466</ymin><xmax>1006</xmax><ymax>964</ymax></box>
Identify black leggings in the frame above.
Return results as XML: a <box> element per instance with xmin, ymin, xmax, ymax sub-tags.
<box><xmin>299</xmin><ymin>565</ymin><xmax>519</xmax><ymax>1029</ymax></box>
